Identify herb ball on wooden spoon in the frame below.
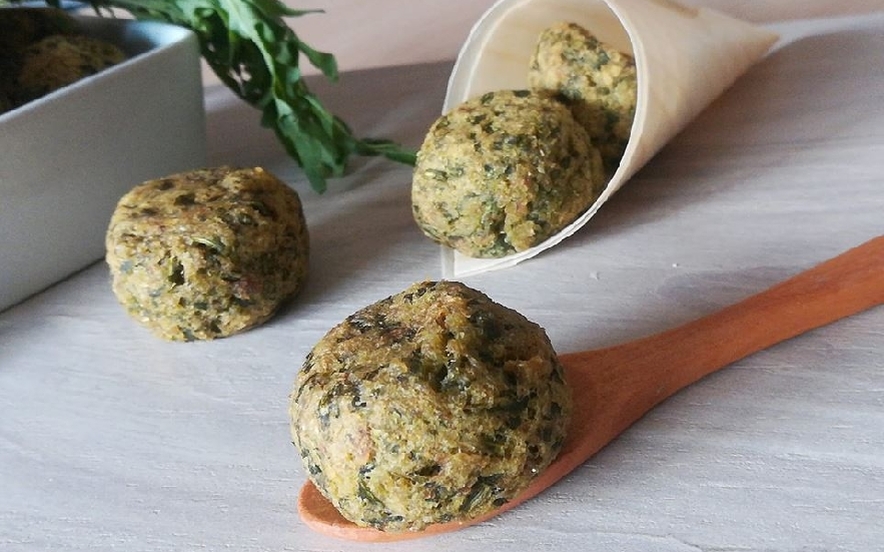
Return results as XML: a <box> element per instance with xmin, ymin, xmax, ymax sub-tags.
<box><xmin>290</xmin><ymin>281</ymin><xmax>572</xmax><ymax>531</ymax></box>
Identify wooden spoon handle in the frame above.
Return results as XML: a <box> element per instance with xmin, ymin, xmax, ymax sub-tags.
<box><xmin>559</xmin><ymin>235</ymin><xmax>884</xmax><ymax>465</ymax></box>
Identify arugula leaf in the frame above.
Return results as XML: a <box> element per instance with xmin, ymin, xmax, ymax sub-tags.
<box><xmin>46</xmin><ymin>0</ymin><xmax>417</xmax><ymax>192</ymax></box>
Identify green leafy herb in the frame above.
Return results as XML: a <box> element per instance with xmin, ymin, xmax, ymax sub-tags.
<box><xmin>41</xmin><ymin>0</ymin><xmax>418</xmax><ymax>192</ymax></box>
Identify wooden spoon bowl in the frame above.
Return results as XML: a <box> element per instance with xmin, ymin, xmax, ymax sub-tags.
<box><xmin>298</xmin><ymin>236</ymin><xmax>884</xmax><ymax>542</ymax></box>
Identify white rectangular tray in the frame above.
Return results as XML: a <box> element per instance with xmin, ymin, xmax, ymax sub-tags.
<box><xmin>0</xmin><ymin>15</ymin><xmax>206</xmax><ymax>311</ymax></box>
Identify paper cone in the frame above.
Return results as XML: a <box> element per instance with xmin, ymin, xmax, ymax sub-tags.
<box><xmin>439</xmin><ymin>0</ymin><xmax>779</xmax><ymax>277</ymax></box>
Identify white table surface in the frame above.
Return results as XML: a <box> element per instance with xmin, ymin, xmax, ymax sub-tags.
<box><xmin>2</xmin><ymin>6</ymin><xmax>884</xmax><ymax>552</ymax></box>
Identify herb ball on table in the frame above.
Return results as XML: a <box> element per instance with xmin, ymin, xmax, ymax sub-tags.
<box><xmin>105</xmin><ymin>167</ymin><xmax>309</xmax><ymax>341</ymax></box>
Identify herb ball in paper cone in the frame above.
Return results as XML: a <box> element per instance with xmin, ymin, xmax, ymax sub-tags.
<box><xmin>436</xmin><ymin>0</ymin><xmax>779</xmax><ymax>277</ymax></box>
<box><xmin>412</xmin><ymin>89</ymin><xmax>606</xmax><ymax>259</ymax></box>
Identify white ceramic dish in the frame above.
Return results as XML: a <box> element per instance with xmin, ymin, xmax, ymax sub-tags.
<box><xmin>0</xmin><ymin>14</ymin><xmax>206</xmax><ymax>311</ymax></box>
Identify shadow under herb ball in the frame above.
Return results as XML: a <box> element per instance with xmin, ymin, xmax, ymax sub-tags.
<box><xmin>106</xmin><ymin>167</ymin><xmax>309</xmax><ymax>341</ymax></box>
<box><xmin>412</xmin><ymin>89</ymin><xmax>605</xmax><ymax>258</ymax></box>
<box><xmin>290</xmin><ymin>280</ymin><xmax>572</xmax><ymax>531</ymax></box>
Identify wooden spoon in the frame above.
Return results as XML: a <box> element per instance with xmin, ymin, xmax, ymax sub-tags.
<box><xmin>298</xmin><ymin>236</ymin><xmax>884</xmax><ymax>542</ymax></box>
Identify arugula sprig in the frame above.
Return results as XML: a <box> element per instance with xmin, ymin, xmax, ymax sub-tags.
<box><xmin>49</xmin><ymin>0</ymin><xmax>417</xmax><ymax>192</ymax></box>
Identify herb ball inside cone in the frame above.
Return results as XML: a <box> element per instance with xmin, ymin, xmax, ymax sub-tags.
<box><xmin>290</xmin><ymin>280</ymin><xmax>572</xmax><ymax>531</ymax></box>
<box><xmin>528</xmin><ymin>22</ymin><xmax>638</xmax><ymax>174</ymax></box>
<box><xmin>411</xmin><ymin>90</ymin><xmax>605</xmax><ymax>258</ymax></box>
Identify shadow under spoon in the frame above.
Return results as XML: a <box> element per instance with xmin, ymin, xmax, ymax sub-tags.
<box><xmin>298</xmin><ymin>235</ymin><xmax>884</xmax><ymax>542</ymax></box>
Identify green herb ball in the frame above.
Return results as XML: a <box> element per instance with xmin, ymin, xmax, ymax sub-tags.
<box><xmin>412</xmin><ymin>89</ymin><xmax>604</xmax><ymax>258</ymax></box>
<box><xmin>17</xmin><ymin>33</ymin><xmax>126</xmax><ymax>101</ymax></box>
<box><xmin>105</xmin><ymin>167</ymin><xmax>309</xmax><ymax>341</ymax></box>
<box><xmin>528</xmin><ymin>22</ymin><xmax>638</xmax><ymax>173</ymax></box>
<box><xmin>290</xmin><ymin>280</ymin><xmax>572</xmax><ymax>531</ymax></box>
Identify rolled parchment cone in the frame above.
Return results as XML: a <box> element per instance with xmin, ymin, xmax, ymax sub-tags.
<box><xmin>441</xmin><ymin>0</ymin><xmax>779</xmax><ymax>277</ymax></box>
